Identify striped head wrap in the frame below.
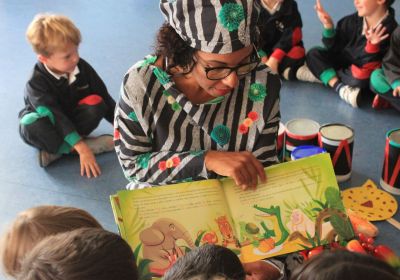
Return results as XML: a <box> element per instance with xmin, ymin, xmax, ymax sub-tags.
<box><xmin>160</xmin><ymin>0</ymin><xmax>260</xmax><ymax>54</ymax></box>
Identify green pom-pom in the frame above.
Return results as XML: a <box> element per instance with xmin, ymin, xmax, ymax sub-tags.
<box><xmin>128</xmin><ymin>111</ymin><xmax>138</xmax><ymax>122</ymax></box>
<box><xmin>162</xmin><ymin>90</ymin><xmax>171</xmax><ymax>97</ymax></box>
<box><xmin>248</xmin><ymin>83</ymin><xmax>267</xmax><ymax>102</ymax></box>
<box><xmin>218</xmin><ymin>3</ymin><xmax>245</xmax><ymax>32</ymax></box>
<box><xmin>136</xmin><ymin>152</ymin><xmax>151</xmax><ymax>169</ymax></box>
<box><xmin>171</xmin><ymin>102</ymin><xmax>181</xmax><ymax>111</ymax></box>
<box><xmin>153</xmin><ymin>68</ymin><xmax>170</xmax><ymax>85</ymax></box>
<box><xmin>211</xmin><ymin>125</ymin><xmax>231</xmax><ymax>146</ymax></box>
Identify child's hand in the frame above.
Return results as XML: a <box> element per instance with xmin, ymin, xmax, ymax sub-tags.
<box><xmin>314</xmin><ymin>0</ymin><xmax>333</xmax><ymax>29</ymax></box>
<box><xmin>266</xmin><ymin>57</ymin><xmax>279</xmax><ymax>74</ymax></box>
<box><xmin>365</xmin><ymin>24</ymin><xmax>389</xmax><ymax>45</ymax></box>
<box><xmin>393</xmin><ymin>86</ymin><xmax>400</xmax><ymax>97</ymax></box>
<box><xmin>74</xmin><ymin>141</ymin><xmax>101</xmax><ymax>178</ymax></box>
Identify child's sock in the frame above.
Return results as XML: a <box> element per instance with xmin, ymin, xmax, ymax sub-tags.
<box><xmin>333</xmin><ymin>80</ymin><xmax>345</xmax><ymax>93</ymax></box>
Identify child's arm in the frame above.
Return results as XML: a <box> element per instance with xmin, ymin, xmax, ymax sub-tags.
<box><xmin>73</xmin><ymin>140</ymin><xmax>101</xmax><ymax>178</ymax></box>
<box><xmin>393</xmin><ymin>86</ymin><xmax>400</xmax><ymax>97</ymax></box>
<box><xmin>383</xmin><ymin>27</ymin><xmax>400</xmax><ymax>97</ymax></box>
<box><xmin>315</xmin><ymin>0</ymin><xmax>333</xmax><ymax>29</ymax></box>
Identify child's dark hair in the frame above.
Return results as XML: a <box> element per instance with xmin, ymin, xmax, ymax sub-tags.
<box><xmin>155</xmin><ymin>22</ymin><xmax>196</xmax><ymax>74</ymax></box>
<box><xmin>17</xmin><ymin>228</ymin><xmax>139</xmax><ymax>280</ymax></box>
<box><xmin>290</xmin><ymin>251</ymin><xmax>399</xmax><ymax>280</ymax></box>
<box><xmin>163</xmin><ymin>244</ymin><xmax>246</xmax><ymax>280</ymax></box>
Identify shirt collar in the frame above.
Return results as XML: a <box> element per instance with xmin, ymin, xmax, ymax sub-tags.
<box><xmin>44</xmin><ymin>64</ymin><xmax>80</xmax><ymax>85</ymax></box>
<box><xmin>362</xmin><ymin>10</ymin><xmax>389</xmax><ymax>35</ymax></box>
<box><xmin>261</xmin><ymin>0</ymin><xmax>282</xmax><ymax>15</ymax></box>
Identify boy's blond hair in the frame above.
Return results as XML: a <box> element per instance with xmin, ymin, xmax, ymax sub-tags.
<box><xmin>26</xmin><ymin>13</ymin><xmax>81</xmax><ymax>56</ymax></box>
<box><xmin>0</xmin><ymin>205</ymin><xmax>102</xmax><ymax>277</ymax></box>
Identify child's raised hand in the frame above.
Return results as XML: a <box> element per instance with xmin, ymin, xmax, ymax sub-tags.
<box><xmin>365</xmin><ymin>24</ymin><xmax>389</xmax><ymax>45</ymax></box>
<box><xmin>314</xmin><ymin>0</ymin><xmax>333</xmax><ymax>29</ymax></box>
<box><xmin>393</xmin><ymin>86</ymin><xmax>400</xmax><ymax>97</ymax></box>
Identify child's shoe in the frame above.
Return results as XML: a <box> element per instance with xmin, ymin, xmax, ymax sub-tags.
<box><xmin>282</xmin><ymin>67</ymin><xmax>291</xmax><ymax>80</ymax></box>
<box><xmin>296</xmin><ymin>65</ymin><xmax>321</xmax><ymax>83</ymax></box>
<box><xmin>372</xmin><ymin>94</ymin><xmax>391</xmax><ymax>110</ymax></box>
<box><xmin>339</xmin><ymin>85</ymin><xmax>360</xmax><ymax>108</ymax></box>
<box><xmin>83</xmin><ymin>134</ymin><xmax>114</xmax><ymax>155</ymax></box>
<box><xmin>38</xmin><ymin>150</ymin><xmax>62</xmax><ymax>167</ymax></box>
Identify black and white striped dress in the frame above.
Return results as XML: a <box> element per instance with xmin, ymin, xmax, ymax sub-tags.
<box><xmin>114</xmin><ymin>55</ymin><xmax>281</xmax><ymax>188</ymax></box>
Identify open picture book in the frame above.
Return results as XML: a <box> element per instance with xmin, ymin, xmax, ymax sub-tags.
<box><xmin>110</xmin><ymin>153</ymin><xmax>354</xmax><ymax>277</ymax></box>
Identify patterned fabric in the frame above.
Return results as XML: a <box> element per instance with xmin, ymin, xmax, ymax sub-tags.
<box><xmin>114</xmin><ymin>56</ymin><xmax>281</xmax><ymax>188</ymax></box>
<box><xmin>159</xmin><ymin>0</ymin><xmax>261</xmax><ymax>54</ymax></box>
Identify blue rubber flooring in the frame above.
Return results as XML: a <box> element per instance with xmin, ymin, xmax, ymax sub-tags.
<box><xmin>0</xmin><ymin>1</ymin><xmax>399</xmax><ymax>278</ymax></box>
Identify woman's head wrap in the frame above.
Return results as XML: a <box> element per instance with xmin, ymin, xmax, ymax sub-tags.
<box><xmin>160</xmin><ymin>0</ymin><xmax>260</xmax><ymax>54</ymax></box>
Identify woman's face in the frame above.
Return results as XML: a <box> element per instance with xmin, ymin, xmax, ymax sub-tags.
<box><xmin>191</xmin><ymin>45</ymin><xmax>254</xmax><ymax>98</ymax></box>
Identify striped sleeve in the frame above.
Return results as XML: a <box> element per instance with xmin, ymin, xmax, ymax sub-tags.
<box><xmin>114</xmin><ymin>68</ymin><xmax>209</xmax><ymax>186</ymax></box>
<box><xmin>252</xmin><ymin>73</ymin><xmax>281</xmax><ymax>166</ymax></box>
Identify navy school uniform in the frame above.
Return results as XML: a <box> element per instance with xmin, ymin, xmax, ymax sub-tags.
<box><xmin>19</xmin><ymin>58</ymin><xmax>116</xmax><ymax>154</ymax></box>
<box><xmin>306</xmin><ymin>8</ymin><xmax>398</xmax><ymax>89</ymax></box>
<box><xmin>258</xmin><ymin>0</ymin><xmax>305</xmax><ymax>80</ymax></box>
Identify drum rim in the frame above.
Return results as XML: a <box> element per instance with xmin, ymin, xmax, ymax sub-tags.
<box><xmin>285</xmin><ymin>118</ymin><xmax>320</xmax><ymax>137</ymax></box>
<box><xmin>319</xmin><ymin>123</ymin><xmax>354</xmax><ymax>142</ymax></box>
<box><xmin>387</xmin><ymin>128</ymin><xmax>400</xmax><ymax>148</ymax></box>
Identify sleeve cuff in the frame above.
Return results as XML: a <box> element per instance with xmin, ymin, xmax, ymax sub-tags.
<box><xmin>365</xmin><ymin>41</ymin><xmax>380</xmax><ymax>53</ymax></box>
<box><xmin>322</xmin><ymin>28</ymin><xmax>335</xmax><ymax>38</ymax></box>
<box><xmin>270</xmin><ymin>49</ymin><xmax>286</xmax><ymax>62</ymax></box>
<box><xmin>64</xmin><ymin>131</ymin><xmax>82</xmax><ymax>147</ymax></box>
<box><xmin>391</xmin><ymin>79</ymin><xmax>400</xmax><ymax>89</ymax></box>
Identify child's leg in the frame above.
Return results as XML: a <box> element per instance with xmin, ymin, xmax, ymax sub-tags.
<box><xmin>278</xmin><ymin>46</ymin><xmax>306</xmax><ymax>80</ymax></box>
<box><xmin>19</xmin><ymin>112</ymin><xmax>65</xmax><ymax>154</ymax></box>
<box><xmin>306</xmin><ymin>47</ymin><xmax>339</xmax><ymax>87</ymax></box>
<box><xmin>72</xmin><ymin>94</ymin><xmax>107</xmax><ymax>136</ymax></box>
<box><xmin>371</xmin><ymin>69</ymin><xmax>400</xmax><ymax>112</ymax></box>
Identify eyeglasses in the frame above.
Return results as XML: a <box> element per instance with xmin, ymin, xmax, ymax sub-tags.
<box><xmin>193</xmin><ymin>46</ymin><xmax>260</xmax><ymax>80</ymax></box>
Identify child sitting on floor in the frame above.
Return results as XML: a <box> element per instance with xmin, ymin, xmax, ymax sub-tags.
<box><xmin>370</xmin><ymin>26</ymin><xmax>400</xmax><ymax>111</ymax></box>
<box><xmin>300</xmin><ymin>0</ymin><xmax>397</xmax><ymax>108</ymax></box>
<box><xmin>17</xmin><ymin>228</ymin><xmax>139</xmax><ymax>280</ymax></box>
<box><xmin>0</xmin><ymin>205</ymin><xmax>102</xmax><ymax>278</ymax></box>
<box><xmin>258</xmin><ymin>0</ymin><xmax>318</xmax><ymax>82</ymax></box>
<box><xmin>19</xmin><ymin>14</ymin><xmax>116</xmax><ymax>177</ymax></box>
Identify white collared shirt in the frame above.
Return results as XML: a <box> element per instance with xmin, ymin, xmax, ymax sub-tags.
<box><xmin>44</xmin><ymin>64</ymin><xmax>80</xmax><ymax>85</ymax></box>
<box><xmin>362</xmin><ymin>10</ymin><xmax>389</xmax><ymax>35</ymax></box>
<box><xmin>261</xmin><ymin>0</ymin><xmax>283</xmax><ymax>15</ymax></box>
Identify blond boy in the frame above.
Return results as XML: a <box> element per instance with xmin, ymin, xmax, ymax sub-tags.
<box><xmin>19</xmin><ymin>14</ymin><xmax>116</xmax><ymax>177</ymax></box>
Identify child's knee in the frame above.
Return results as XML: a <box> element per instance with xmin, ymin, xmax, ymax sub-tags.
<box><xmin>370</xmin><ymin>69</ymin><xmax>391</xmax><ymax>94</ymax></box>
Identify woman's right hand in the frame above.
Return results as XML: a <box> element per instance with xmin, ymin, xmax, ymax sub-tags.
<box><xmin>315</xmin><ymin>0</ymin><xmax>333</xmax><ymax>29</ymax></box>
<box><xmin>204</xmin><ymin>151</ymin><xmax>266</xmax><ymax>190</ymax></box>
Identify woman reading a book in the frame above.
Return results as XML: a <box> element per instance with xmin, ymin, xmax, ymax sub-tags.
<box><xmin>114</xmin><ymin>0</ymin><xmax>280</xmax><ymax>191</ymax></box>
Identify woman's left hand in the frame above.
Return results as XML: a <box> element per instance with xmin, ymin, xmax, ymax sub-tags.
<box><xmin>204</xmin><ymin>151</ymin><xmax>266</xmax><ymax>190</ymax></box>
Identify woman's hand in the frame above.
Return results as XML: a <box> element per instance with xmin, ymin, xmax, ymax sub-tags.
<box><xmin>74</xmin><ymin>140</ymin><xmax>101</xmax><ymax>178</ymax></box>
<box><xmin>365</xmin><ymin>24</ymin><xmax>389</xmax><ymax>45</ymax></box>
<box><xmin>204</xmin><ymin>151</ymin><xmax>266</xmax><ymax>190</ymax></box>
<box><xmin>315</xmin><ymin>0</ymin><xmax>333</xmax><ymax>29</ymax></box>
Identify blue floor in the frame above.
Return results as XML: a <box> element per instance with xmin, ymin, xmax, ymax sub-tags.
<box><xmin>0</xmin><ymin>1</ymin><xmax>399</xmax><ymax>277</ymax></box>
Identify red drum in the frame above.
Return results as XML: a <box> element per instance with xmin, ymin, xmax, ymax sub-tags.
<box><xmin>285</xmin><ymin>119</ymin><xmax>320</xmax><ymax>161</ymax></box>
<box><xmin>381</xmin><ymin>128</ymin><xmax>400</xmax><ymax>195</ymax></box>
<box><xmin>319</xmin><ymin>123</ymin><xmax>354</xmax><ymax>182</ymax></box>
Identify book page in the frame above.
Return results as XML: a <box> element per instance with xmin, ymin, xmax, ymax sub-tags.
<box><xmin>222</xmin><ymin>153</ymin><xmax>353</xmax><ymax>262</ymax></box>
<box><xmin>117</xmin><ymin>180</ymin><xmax>239</xmax><ymax>277</ymax></box>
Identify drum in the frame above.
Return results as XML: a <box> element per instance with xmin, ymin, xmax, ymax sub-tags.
<box><xmin>285</xmin><ymin>118</ymin><xmax>320</xmax><ymax>161</ymax></box>
<box><xmin>319</xmin><ymin>123</ymin><xmax>354</xmax><ymax>182</ymax></box>
<box><xmin>381</xmin><ymin>128</ymin><xmax>400</xmax><ymax>195</ymax></box>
